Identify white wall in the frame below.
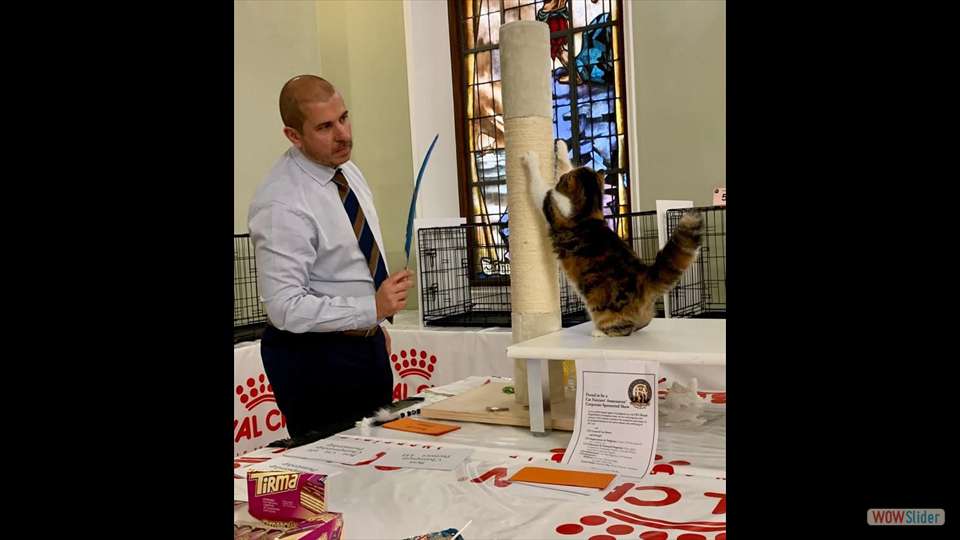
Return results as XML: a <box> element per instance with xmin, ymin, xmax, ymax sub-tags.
<box><xmin>234</xmin><ymin>0</ymin><xmax>321</xmax><ymax>233</ymax></box>
<box><xmin>402</xmin><ymin>0</ymin><xmax>461</xmax><ymax>221</ymax></box>
<box><xmin>631</xmin><ymin>0</ymin><xmax>726</xmax><ymax>211</ymax></box>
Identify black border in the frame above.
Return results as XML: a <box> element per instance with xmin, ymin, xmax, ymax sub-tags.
<box><xmin>32</xmin><ymin>2</ymin><xmax>957</xmax><ymax>535</ymax></box>
<box><xmin>730</xmin><ymin>2</ymin><xmax>954</xmax><ymax>535</ymax></box>
<box><xmin>35</xmin><ymin>1</ymin><xmax>235</xmax><ymax>533</ymax></box>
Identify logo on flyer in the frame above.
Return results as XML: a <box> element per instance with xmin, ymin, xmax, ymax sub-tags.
<box><xmin>628</xmin><ymin>379</ymin><xmax>652</xmax><ymax>409</ymax></box>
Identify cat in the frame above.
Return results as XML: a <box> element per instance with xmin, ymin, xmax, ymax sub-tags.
<box><xmin>519</xmin><ymin>140</ymin><xmax>704</xmax><ymax>337</ymax></box>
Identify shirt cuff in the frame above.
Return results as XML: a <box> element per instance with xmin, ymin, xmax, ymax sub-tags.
<box><xmin>355</xmin><ymin>294</ymin><xmax>378</xmax><ymax>329</ymax></box>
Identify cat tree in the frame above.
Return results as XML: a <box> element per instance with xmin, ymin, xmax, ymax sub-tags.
<box><xmin>500</xmin><ymin>20</ymin><xmax>566</xmax><ymax>409</ymax></box>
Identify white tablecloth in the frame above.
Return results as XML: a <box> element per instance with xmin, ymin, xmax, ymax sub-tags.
<box><xmin>234</xmin><ymin>312</ymin><xmax>725</xmax><ymax>455</ymax></box>
<box><xmin>234</xmin><ymin>376</ymin><xmax>727</xmax><ymax>539</ymax></box>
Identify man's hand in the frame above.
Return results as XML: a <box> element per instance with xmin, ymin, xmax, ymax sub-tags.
<box><xmin>376</xmin><ymin>269</ymin><xmax>413</xmax><ymax>320</ymax></box>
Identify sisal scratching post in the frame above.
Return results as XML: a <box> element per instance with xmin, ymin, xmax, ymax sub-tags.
<box><xmin>500</xmin><ymin>21</ymin><xmax>565</xmax><ymax>407</ymax></box>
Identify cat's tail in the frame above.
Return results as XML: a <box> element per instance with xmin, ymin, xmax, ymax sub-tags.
<box><xmin>643</xmin><ymin>213</ymin><xmax>704</xmax><ymax>295</ymax></box>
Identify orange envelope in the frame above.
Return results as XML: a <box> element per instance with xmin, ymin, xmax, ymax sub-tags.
<box><xmin>381</xmin><ymin>417</ymin><xmax>461</xmax><ymax>436</ymax></box>
<box><xmin>508</xmin><ymin>466</ymin><xmax>615</xmax><ymax>490</ymax></box>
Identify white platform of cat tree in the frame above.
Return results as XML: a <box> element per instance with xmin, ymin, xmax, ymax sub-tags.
<box><xmin>506</xmin><ymin>319</ymin><xmax>726</xmax><ymax>434</ymax></box>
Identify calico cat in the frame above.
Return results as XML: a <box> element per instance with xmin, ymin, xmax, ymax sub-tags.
<box><xmin>520</xmin><ymin>141</ymin><xmax>704</xmax><ymax>337</ymax></box>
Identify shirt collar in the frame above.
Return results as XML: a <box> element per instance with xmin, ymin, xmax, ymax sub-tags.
<box><xmin>288</xmin><ymin>147</ymin><xmax>347</xmax><ymax>186</ymax></box>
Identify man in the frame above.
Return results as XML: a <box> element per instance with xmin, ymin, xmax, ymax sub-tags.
<box><xmin>248</xmin><ymin>75</ymin><xmax>413</xmax><ymax>441</ymax></box>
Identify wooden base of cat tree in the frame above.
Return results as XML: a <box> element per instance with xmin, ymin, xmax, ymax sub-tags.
<box><xmin>419</xmin><ymin>381</ymin><xmax>575</xmax><ymax>431</ymax></box>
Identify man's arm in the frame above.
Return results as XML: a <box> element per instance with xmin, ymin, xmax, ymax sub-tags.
<box><xmin>249</xmin><ymin>202</ymin><xmax>377</xmax><ymax>333</ymax></box>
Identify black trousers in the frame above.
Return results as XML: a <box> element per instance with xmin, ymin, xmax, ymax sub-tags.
<box><xmin>260</xmin><ymin>325</ymin><xmax>393</xmax><ymax>439</ymax></box>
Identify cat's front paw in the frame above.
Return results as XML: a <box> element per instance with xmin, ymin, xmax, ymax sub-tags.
<box><xmin>590</xmin><ymin>328</ymin><xmax>606</xmax><ymax>338</ymax></box>
<box><xmin>519</xmin><ymin>151</ymin><xmax>538</xmax><ymax>174</ymax></box>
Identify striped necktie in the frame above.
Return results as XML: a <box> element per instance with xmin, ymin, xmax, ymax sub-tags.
<box><xmin>331</xmin><ymin>169</ymin><xmax>391</xmax><ymax>323</ymax></box>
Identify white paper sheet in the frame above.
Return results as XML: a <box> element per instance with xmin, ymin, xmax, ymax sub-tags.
<box><xmin>374</xmin><ymin>446</ymin><xmax>474</xmax><ymax>470</ymax></box>
<box><xmin>564</xmin><ymin>359</ymin><xmax>659</xmax><ymax>478</ymax></box>
<box><xmin>285</xmin><ymin>438</ymin><xmax>385</xmax><ymax>465</ymax></box>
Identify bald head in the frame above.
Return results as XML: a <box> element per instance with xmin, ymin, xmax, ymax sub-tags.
<box><xmin>279</xmin><ymin>75</ymin><xmax>338</xmax><ymax>132</ymax></box>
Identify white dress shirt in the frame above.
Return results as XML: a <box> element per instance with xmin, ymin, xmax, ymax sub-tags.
<box><xmin>247</xmin><ymin>147</ymin><xmax>389</xmax><ymax>333</ymax></box>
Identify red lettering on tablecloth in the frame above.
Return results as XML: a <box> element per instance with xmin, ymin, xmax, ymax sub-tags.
<box><xmin>605</xmin><ymin>484</ymin><xmax>682</xmax><ymax>507</ymax></box>
<box><xmin>651</xmin><ymin>464</ymin><xmax>676</xmax><ymax>475</ymax></box>
<box><xmin>235</xmin><ymin>372</ymin><xmax>286</xmax><ymax>444</ymax></box>
<box><xmin>350</xmin><ymin>451</ymin><xmax>387</xmax><ymax>466</ymax></box>
<box><xmin>265</xmin><ymin>409</ymin><xmax>286</xmax><ymax>431</ymax></box>
<box><xmin>602</xmin><ymin>509</ymin><xmax>725</xmax><ymax>533</ymax></box>
<box><xmin>469</xmin><ymin>467</ymin><xmax>512</xmax><ymax>488</ymax></box>
<box><xmin>696</xmin><ymin>391</ymin><xmax>725</xmax><ymax>404</ymax></box>
<box><xmin>605</xmin><ymin>482</ymin><xmax>635</xmax><ymax>502</ymax></box>
<box><xmin>704</xmin><ymin>492</ymin><xmax>725</xmax><ymax>515</ymax></box>
<box><xmin>650</xmin><ymin>455</ymin><xmax>692</xmax><ymax>476</ymax></box>
<box><xmin>559</xmin><ymin>483</ymin><xmax>726</xmax><ymax>538</ymax></box>
<box><xmin>233</xmin><ymin>456</ymin><xmax>271</xmax><ymax>469</ymax></box>
<box><xmin>627</xmin><ymin>487</ymin><xmax>682</xmax><ymax>507</ymax></box>
<box><xmin>234</xmin><ymin>415</ymin><xmax>263</xmax><ymax>442</ymax></box>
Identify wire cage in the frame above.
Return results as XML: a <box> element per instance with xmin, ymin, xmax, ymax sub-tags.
<box><xmin>664</xmin><ymin>205</ymin><xmax>726</xmax><ymax>318</ymax></box>
<box><xmin>234</xmin><ymin>233</ymin><xmax>267</xmax><ymax>343</ymax></box>
<box><xmin>417</xmin><ymin>223</ymin><xmax>589</xmax><ymax>327</ymax></box>
<box><xmin>416</xmin><ymin>213</ymin><xmax>666</xmax><ymax>327</ymax></box>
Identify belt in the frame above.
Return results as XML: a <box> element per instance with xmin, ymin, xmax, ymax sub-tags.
<box><xmin>267</xmin><ymin>321</ymin><xmax>379</xmax><ymax>338</ymax></box>
<box><xmin>341</xmin><ymin>326</ymin><xmax>381</xmax><ymax>338</ymax></box>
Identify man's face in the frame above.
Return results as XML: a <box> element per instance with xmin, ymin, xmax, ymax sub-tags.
<box><xmin>285</xmin><ymin>93</ymin><xmax>353</xmax><ymax>167</ymax></box>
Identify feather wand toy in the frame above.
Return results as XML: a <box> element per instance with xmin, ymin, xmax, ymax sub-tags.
<box><xmin>404</xmin><ymin>133</ymin><xmax>440</xmax><ymax>269</ymax></box>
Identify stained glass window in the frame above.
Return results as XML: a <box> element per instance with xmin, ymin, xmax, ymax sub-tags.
<box><xmin>450</xmin><ymin>0</ymin><xmax>631</xmax><ymax>276</ymax></box>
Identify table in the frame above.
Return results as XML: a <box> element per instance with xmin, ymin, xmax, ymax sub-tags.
<box><xmin>507</xmin><ymin>319</ymin><xmax>726</xmax><ymax>434</ymax></box>
<box><xmin>234</xmin><ymin>376</ymin><xmax>727</xmax><ymax>539</ymax></box>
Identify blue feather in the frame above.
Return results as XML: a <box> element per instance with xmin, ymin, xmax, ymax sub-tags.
<box><xmin>404</xmin><ymin>134</ymin><xmax>440</xmax><ymax>267</ymax></box>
